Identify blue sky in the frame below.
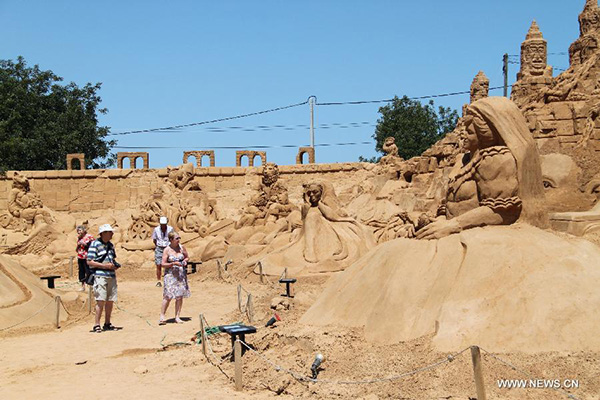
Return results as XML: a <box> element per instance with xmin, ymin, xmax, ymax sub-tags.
<box><xmin>0</xmin><ymin>1</ymin><xmax>584</xmax><ymax>168</ymax></box>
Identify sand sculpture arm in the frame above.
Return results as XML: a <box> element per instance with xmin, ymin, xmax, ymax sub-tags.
<box><xmin>417</xmin><ymin>149</ymin><xmax>521</xmax><ymax>240</ymax></box>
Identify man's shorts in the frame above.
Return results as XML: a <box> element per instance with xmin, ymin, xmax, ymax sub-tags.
<box><xmin>93</xmin><ymin>275</ymin><xmax>117</xmax><ymax>302</ymax></box>
<box><xmin>155</xmin><ymin>246</ymin><xmax>165</xmax><ymax>265</ymax></box>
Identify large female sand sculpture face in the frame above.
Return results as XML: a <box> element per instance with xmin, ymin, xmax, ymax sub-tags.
<box><xmin>463</xmin><ymin>113</ymin><xmax>498</xmax><ymax>154</ymax></box>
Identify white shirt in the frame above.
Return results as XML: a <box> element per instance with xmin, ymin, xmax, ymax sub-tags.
<box><xmin>152</xmin><ymin>225</ymin><xmax>173</xmax><ymax>248</ymax></box>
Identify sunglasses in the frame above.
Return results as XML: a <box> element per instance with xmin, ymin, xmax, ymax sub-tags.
<box><xmin>173</xmin><ymin>237</ymin><xmax>181</xmax><ymax>240</ymax></box>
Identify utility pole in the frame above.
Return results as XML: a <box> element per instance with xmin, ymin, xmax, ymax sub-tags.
<box><xmin>503</xmin><ymin>53</ymin><xmax>509</xmax><ymax>97</ymax></box>
<box><xmin>309</xmin><ymin>96</ymin><xmax>316</xmax><ymax>148</ymax></box>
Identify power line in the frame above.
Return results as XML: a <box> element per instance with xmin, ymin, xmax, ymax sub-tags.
<box><xmin>113</xmin><ymin>141</ymin><xmax>373</xmax><ymax>150</ymax></box>
<box><xmin>316</xmin><ymin>86</ymin><xmax>506</xmax><ymax>106</ymax></box>
<box><xmin>127</xmin><ymin>121</ymin><xmax>374</xmax><ymax>134</ymax></box>
<box><xmin>109</xmin><ymin>98</ymin><xmax>311</xmax><ymax>136</ymax></box>
<box><xmin>108</xmin><ymin>86</ymin><xmax>507</xmax><ymax>137</ymax></box>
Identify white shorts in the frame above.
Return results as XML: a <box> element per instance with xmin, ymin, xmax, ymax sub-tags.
<box><xmin>94</xmin><ymin>275</ymin><xmax>117</xmax><ymax>302</ymax></box>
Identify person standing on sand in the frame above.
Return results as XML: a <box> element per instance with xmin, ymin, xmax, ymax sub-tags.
<box><xmin>75</xmin><ymin>225</ymin><xmax>94</xmax><ymax>291</ymax></box>
<box><xmin>159</xmin><ymin>231</ymin><xmax>190</xmax><ymax>325</ymax></box>
<box><xmin>87</xmin><ymin>224</ymin><xmax>120</xmax><ymax>333</ymax></box>
<box><xmin>152</xmin><ymin>216</ymin><xmax>173</xmax><ymax>288</ymax></box>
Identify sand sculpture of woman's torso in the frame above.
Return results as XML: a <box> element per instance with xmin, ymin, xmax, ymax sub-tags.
<box><xmin>416</xmin><ymin>96</ymin><xmax>546</xmax><ymax>239</ymax></box>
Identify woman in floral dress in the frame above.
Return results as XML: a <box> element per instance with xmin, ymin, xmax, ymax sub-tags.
<box><xmin>159</xmin><ymin>231</ymin><xmax>190</xmax><ymax>324</ymax></box>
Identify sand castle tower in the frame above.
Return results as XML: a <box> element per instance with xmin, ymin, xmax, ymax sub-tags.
<box><xmin>569</xmin><ymin>0</ymin><xmax>600</xmax><ymax>66</ymax></box>
<box><xmin>469</xmin><ymin>71</ymin><xmax>489</xmax><ymax>104</ymax></box>
<box><xmin>511</xmin><ymin>21</ymin><xmax>552</xmax><ymax>106</ymax></box>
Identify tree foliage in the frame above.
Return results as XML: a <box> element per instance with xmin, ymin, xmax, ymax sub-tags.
<box><xmin>0</xmin><ymin>56</ymin><xmax>115</xmax><ymax>171</ymax></box>
<box><xmin>367</xmin><ymin>95</ymin><xmax>459</xmax><ymax>161</ymax></box>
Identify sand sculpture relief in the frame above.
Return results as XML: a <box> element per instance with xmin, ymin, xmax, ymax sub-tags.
<box><xmin>1</xmin><ymin>172</ymin><xmax>52</xmax><ymax>232</ymax></box>
<box><xmin>127</xmin><ymin>163</ymin><xmax>218</xmax><ymax>245</ymax></box>
<box><xmin>235</xmin><ymin>162</ymin><xmax>297</xmax><ymax>230</ymax></box>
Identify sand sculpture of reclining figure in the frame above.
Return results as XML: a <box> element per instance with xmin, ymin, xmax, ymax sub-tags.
<box><xmin>302</xmin><ymin>97</ymin><xmax>600</xmax><ymax>353</ymax></box>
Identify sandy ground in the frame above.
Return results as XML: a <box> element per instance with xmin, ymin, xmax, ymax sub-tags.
<box><xmin>1</xmin><ymin>267</ymin><xmax>599</xmax><ymax>400</ymax></box>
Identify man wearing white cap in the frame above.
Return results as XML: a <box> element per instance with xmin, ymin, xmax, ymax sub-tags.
<box><xmin>152</xmin><ymin>216</ymin><xmax>173</xmax><ymax>287</ymax></box>
<box><xmin>87</xmin><ymin>224</ymin><xmax>120</xmax><ymax>332</ymax></box>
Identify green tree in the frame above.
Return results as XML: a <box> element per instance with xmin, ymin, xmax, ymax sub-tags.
<box><xmin>365</xmin><ymin>95</ymin><xmax>459</xmax><ymax>161</ymax></box>
<box><xmin>0</xmin><ymin>56</ymin><xmax>115</xmax><ymax>171</ymax></box>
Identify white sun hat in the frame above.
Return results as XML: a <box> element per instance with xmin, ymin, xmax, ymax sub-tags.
<box><xmin>159</xmin><ymin>216</ymin><xmax>168</xmax><ymax>224</ymax></box>
<box><xmin>98</xmin><ymin>224</ymin><xmax>114</xmax><ymax>234</ymax></box>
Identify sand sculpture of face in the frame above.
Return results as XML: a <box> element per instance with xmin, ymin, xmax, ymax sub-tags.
<box><xmin>523</xmin><ymin>42</ymin><xmax>547</xmax><ymax>75</ymax></box>
<box><xmin>12</xmin><ymin>173</ymin><xmax>30</xmax><ymax>192</ymax></box>
<box><xmin>262</xmin><ymin>162</ymin><xmax>279</xmax><ymax>187</ymax></box>
<box><xmin>540</xmin><ymin>153</ymin><xmax>590</xmax><ymax>211</ymax></box>
<box><xmin>463</xmin><ymin>112</ymin><xmax>498</xmax><ymax>154</ymax></box>
<box><xmin>303</xmin><ymin>183</ymin><xmax>323</xmax><ymax>207</ymax></box>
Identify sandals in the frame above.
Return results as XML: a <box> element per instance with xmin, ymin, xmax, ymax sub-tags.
<box><xmin>92</xmin><ymin>325</ymin><xmax>102</xmax><ymax>333</ymax></box>
<box><xmin>102</xmin><ymin>323</ymin><xmax>116</xmax><ymax>331</ymax></box>
<box><xmin>158</xmin><ymin>319</ymin><xmax>166</xmax><ymax>326</ymax></box>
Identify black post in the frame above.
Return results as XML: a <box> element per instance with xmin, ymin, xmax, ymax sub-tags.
<box><xmin>503</xmin><ymin>53</ymin><xmax>509</xmax><ymax>97</ymax></box>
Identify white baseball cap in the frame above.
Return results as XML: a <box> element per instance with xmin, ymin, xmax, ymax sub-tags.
<box><xmin>98</xmin><ymin>224</ymin><xmax>114</xmax><ymax>234</ymax></box>
<box><xmin>159</xmin><ymin>216</ymin><xmax>168</xmax><ymax>224</ymax></box>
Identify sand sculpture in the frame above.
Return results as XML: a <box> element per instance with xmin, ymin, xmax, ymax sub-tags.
<box><xmin>1</xmin><ymin>173</ymin><xmax>52</xmax><ymax>232</ymax></box>
<box><xmin>511</xmin><ymin>21</ymin><xmax>553</xmax><ymax>107</ymax></box>
<box><xmin>250</xmin><ymin>181</ymin><xmax>374</xmax><ymax>276</ymax></box>
<box><xmin>469</xmin><ymin>71</ymin><xmax>490</xmax><ymax>104</ymax></box>
<box><xmin>8</xmin><ymin>6</ymin><xmax>600</xmax><ymax>392</ymax></box>
<box><xmin>127</xmin><ymin>163</ymin><xmax>218</xmax><ymax>243</ymax></box>
<box><xmin>298</xmin><ymin>98</ymin><xmax>600</xmax><ymax>353</ymax></box>
<box><xmin>570</xmin><ymin>0</ymin><xmax>600</xmax><ymax>67</ymax></box>
<box><xmin>379</xmin><ymin>136</ymin><xmax>401</xmax><ymax>165</ymax></box>
<box><xmin>235</xmin><ymin>163</ymin><xmax>296</xmax><ymax>230</ymax></box>
<box><xmin>510</xmin><ymin>1</ymin><xmax>600</xmax><ymax>187</ymax></box>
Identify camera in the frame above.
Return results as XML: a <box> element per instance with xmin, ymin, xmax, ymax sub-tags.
<box><xmin>113</xmin><ymin>261</ymin><xmax>121</xmax><ymax>269</ymax></box>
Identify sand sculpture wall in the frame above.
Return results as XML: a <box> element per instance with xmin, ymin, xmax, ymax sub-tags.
<box><xmin>0</xmin><ymin>163</ymin><xmax>366</xmax><ymax>213</ymax></box>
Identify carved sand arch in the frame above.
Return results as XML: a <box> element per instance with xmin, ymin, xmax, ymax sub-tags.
<box><xmin>117</xmin><ymin>152</ymin><xmax>149</xmax><ymax>169</ymax></box>
<box><xmin>296</xmin><ymin>147</ymin><xmax>315</xmax><ymax>164</ymax></box>
<box><xmin>183</xmin><ymin>150</ymin><xmax>215</xmax><ymax>167</ymax></box>
<box><xmin>66</xmin><ymin>153</ymin><xmax>85</xmax><ymax>170</ymax></box>
<box><xmin>235</xmin><ymin>151</ymin><xmax>266</xmax><ymax>167</ymax></box>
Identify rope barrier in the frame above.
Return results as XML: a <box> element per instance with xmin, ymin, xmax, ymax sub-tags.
<box><xmin>238</xmin><ymin>339</ymin><xmax>470</xmax><ymax>385</ymax></box>
<box><xmin>58</xmin><ymin>296</ymin><xmax>88</xmax><ymax>317</ymax></box>
<box><xmin>480</xmin><ymin>348</ymin><xmax>581</xmax><ymax>400</ymax></box>
<box><xmin>0</xmin><ymin>298</ymin><xmax>55</xmax><ymax>332</ymax></box>
<box><xmin>200</xmin><ymin>314</ymin><xmax>232</xmax><ymax>380</ymax></box>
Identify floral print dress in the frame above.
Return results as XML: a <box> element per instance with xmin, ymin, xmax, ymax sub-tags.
<box><xmin>163</xmin><ymin>249</ymin><xmax>191</xmax><ymax>299</ymax></box>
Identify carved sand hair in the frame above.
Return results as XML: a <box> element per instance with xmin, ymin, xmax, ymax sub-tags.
<box><xmin>467</xmin><ymin>97</ymin><xmax>547</xmax><ymax>227</ymax></box>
